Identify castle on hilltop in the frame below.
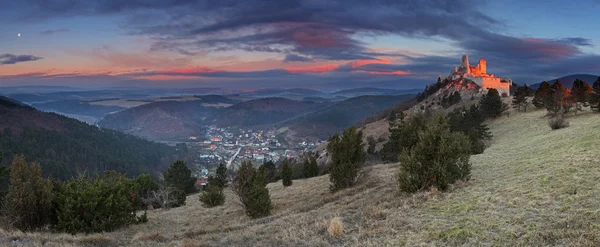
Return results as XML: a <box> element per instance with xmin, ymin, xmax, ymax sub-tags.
<box><xmin>448</xmin><ymin>55</ymin><xmax>511</xmax><ymax>96</ymax></box>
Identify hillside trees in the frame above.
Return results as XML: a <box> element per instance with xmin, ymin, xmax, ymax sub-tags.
<box><xmin>260</xmin><ymin>160</ymin><xmax>278</xmax><ymax>183</ymax></box>
<box><xmin>231</xmin><ymin>161</ymin><xmax>272</xmax><ymax>218</ymax></box>
<box><xmin>53</xmin><ymin>171</ymin><xmax>147</xmax><ymax>233</ymax></box>
<box><xmin>592</xmin><ymin>77</ymin><xmax>600</xmax><ymax>112</ymax></box>
<box><xmin>4</xmin><ymin>155</ymin><xmax>53</xmax><ymax>230</ymax></box>
<box><xmin>398</xmin><ymin>115</ymin><xmax>472</xmax><ymax>193</ymax></box>
<box><xmin>447</xmin><ymin>105</ymin><xmax>492</xmax><ymax>154</ymax></box>
<box><xmin>381</xmin><ymin>114</ymin><xmax>427</xmax><ymax>163</ymax></box>
<box><xmin>571</xmin><ymin>79</ymin><xmax>593</xmax><ymax>114</ymax></box>
<box><xmin>246</xmin><ymin>168</ymin><xmax>272</xmax><ymax>218</ymax></box>
<box><xmin>214</xmin><ymin>163</ymin><xmax>228</xmax><ymax>188</ymax></box>
<box><xmin>327</xmin><ymin>126</ymin><xmax>366</xmax><ymax>192</ymax></box>
<box><xmin>532</xmin><ymin>81</ymin><xmax>552</xmax><ymax>108</ymax></box>
<box><xmin>199</xmin><ymin>176</ymin><xmax>225</xmax><ymax>208</ymax></box>
<box><xmin>479</xmin><ymin>88</ymin><xmax>508</xmax><ymax>118</ymax></box>
<box><xmin>231</xmin><ymin>161</ymin><xmax>255</xmax><ymax>209</ymax></box>
<box><xmin>163</xmin><ymin>160</ymin><xmax>196</xmax><ymax>194</ymax></box>
<box><xmin>512</xmin><ymin>84</ymin><xmax>531</xmax><ymax>112</ymax></box>
<box><xmin>546</xmin><ymin>80</ymin><xmax>572</xmax><ymax>116</ymax></box>
<box><xmin>281</xmin><ymin>159</ymin><xmax>293</xmax><ymax>187</ymax></box>
<box><xmin>303</xmin><ymin>153</ymin><xmax>319</xmax><ymax>178</ymax></box>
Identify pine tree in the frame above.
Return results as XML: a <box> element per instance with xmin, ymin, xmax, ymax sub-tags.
<box><xmin>381</xmin><ymin>113</ymin><xmax>426</xmax><ymax>162</ymax></box>
<box><xmin>512</xmin><ymin>84</ymin><xmax>531</xmax><ymax>112</ymax></box>
<box><xmin>199</xmin><ymin>177</ymin><xmax>225</xmax><ymax>208</ymax></box>
<box><xmin>245</xmin><ymin>169</ymin><xmax>272</xmax><ymax>218</ymax></box>
<box><xmin>163</xmin><ymin>160</ymin><xmax>196</xmax><ymax>194</ymax></box>
<box><xmin>571</xmin><ymin>79</ymin><xmax>593</xmax><ymax>114</ymax></box>
<box><xmin>532</xmin><ymin>81</ymin><xmax>552</xmax><ymax>108</ymax></box>
<box><xmin>327</xmin><ymin>126</ymin><xmax>366</xmax><ymax>192</ymax></box>
<box><xmin>398</xmin><ymin>115</ymin><xmax>472</xmax><ymax>193</ymax></box>
<box><xmin>281</xmin><ymin>159</ymin><xmax>293</xmax><ymax>187</ymax></box>
<box><xmin>215</xmin><ymin>163</ymin><xmax>228</xmax><ymax>188</ymax></box>
<box><xmin>447</xmin><ymin>105</ymin><xmax>492</xmax><ymax>154</ymax></box>
<box><xmin>231</xmin><ymin>160</ymin><xmax>255</xmax><ymax>209</ymax></box>
<box><xmin>261</xmin><ymin>160</ymin><xmax>278</xmax><ymax>183</ymax></box>
<box><xmin>4</xmin><ymin>155</ymin><xmax>53</xmax><ymax>230</ymax></box>
<box><xmin>547</xmin><ymin>80</ymin><xmax>572</xmax><ymax>116</ymax></box>
<box><xmin>479</xmin><ymin>88</ymin><xmax>508</xmax><ymax>118</ymax></box>
<box><xmin>591</xmin><ymin>77</ymin><xmax>600</xmax><ymax>112</ymax></box>
<box><xmin>309</xmin><ymin>155</ymin><xmax>319</xmax><ymax>177</ymax></box>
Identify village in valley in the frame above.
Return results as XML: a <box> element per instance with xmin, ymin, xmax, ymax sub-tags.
<box><xmin>185</xmin><ymin>125</ymin><xmax>324</xmax><ymax>176</ymax></box>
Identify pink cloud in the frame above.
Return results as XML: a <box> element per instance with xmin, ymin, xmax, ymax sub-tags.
<box><xmin>284</xmin><ymin>64</ymin><xmax>339</xmax><ymax>74</ymax></box>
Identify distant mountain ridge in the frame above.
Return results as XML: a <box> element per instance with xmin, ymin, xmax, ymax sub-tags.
<box><xmin>212</xmin><ymin>97</ymin><xmax>331</xmax><ymax>127</ymax></box>
<box><xmin>530</xmin><ymin>74</ymin><xmax>600</xmax><ymax>89</ymax></box>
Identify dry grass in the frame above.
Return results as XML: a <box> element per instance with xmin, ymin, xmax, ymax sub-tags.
<box><xmin>2</xmin><ymin>109</ymin><xmax>600</xmax><ymax>246</ymax></box>
<box><xmin>327</xmin><ymin>217</ymin><xmax>344</xmax><ymax>238</ymax></box>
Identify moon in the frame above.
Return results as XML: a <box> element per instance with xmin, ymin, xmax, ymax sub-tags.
<box><xmin>17</xmin><ymin>33</ymin><xmax>21</xmax><ymax>37</ymax></box>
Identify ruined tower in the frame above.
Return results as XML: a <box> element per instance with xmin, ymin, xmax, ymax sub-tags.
<box><xmin>478</xmin><ymin>59</ymin><xmax>486</xmax><ymax>74</ymax></box>
<box><xmin>461</xmin><ymin>55</ymin><xmax>470</xmax><ymax>73</ymax></box>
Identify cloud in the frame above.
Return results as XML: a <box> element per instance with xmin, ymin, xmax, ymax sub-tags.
<box><xmin>283</xmin><ymin>54</ymin><xmax>313</xmax><ymax>63</ymax></box>
<box><xmin>40</xmin><ymin>28</ymin><xmax>69</xmax><ymax>35</ymax></box>
<box><xmin>0</xmin><ymin>54</ymin><xmax>43</xmax><ymax>65</ymax></box>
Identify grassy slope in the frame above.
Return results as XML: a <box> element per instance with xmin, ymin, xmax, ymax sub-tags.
<box><xmin>2</xmin><ymin>109</ymin><xmax>600</xmax><ymax>246</ymax></box>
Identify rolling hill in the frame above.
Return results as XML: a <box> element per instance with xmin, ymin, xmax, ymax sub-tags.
<box><xmin>285</xmin><ymin>94</ymin><xmax>415</xmax><ymax>140</ymax></box>
<box><xmin>0</xmin><ymin>96</ymin><xmax>185</xmax><ymax>180</ymax></box>
<box><xmin>212</xmin><ymin>97</ymin><xmax>331</xmax><ymax>127</ymax></box>
<box><xmin>99</xmin><ymin>95</ymin><xmax>240</xmax><ymax>141</ymax></box>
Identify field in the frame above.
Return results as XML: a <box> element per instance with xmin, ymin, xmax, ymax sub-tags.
<box><xmin>2</xmin><ymin>109</ymin><xmax>600</xmax><ymax>246</ymax></box>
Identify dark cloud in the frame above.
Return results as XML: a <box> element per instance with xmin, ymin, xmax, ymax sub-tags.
<box><xmin>40</xmin><ymin>28</ymin><xmax>69</xmax><ymax>35</ymax></box>
<box><xmin>0</xmin><ymin>54</ymin><xmax>43</xmax><ymax>65</ymax></box>
<box><xmin>3</xmin><ymin>0</ymin><xmax>599</xmax><ymax>87</ymax></box>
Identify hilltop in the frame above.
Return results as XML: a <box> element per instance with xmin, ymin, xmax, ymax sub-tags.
<box><xmin>284</xmin><ymin>94</ymin><xmax>415</xmax><ymax>140</ymax></box>
<box><xmin>212</xmin><ymin>97</ymin><xmax>331</xmax><ymax>127</ymax></box>
<box><xmin>99</xmin><ymin>95</ymin><xmax>239</xmax><ymax>141</ymax></box>
<box><xmin>3</xmin><ymin>108</ymin><xmax>599</xmax><ymax>246</ymax></box>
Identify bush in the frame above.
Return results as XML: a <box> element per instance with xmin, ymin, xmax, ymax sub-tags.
<box><xmin>214</xmin><ymin>163</ymin><xmax>228</xmax><ymax>188</ymax></box>
<box><xmin>381</xmin><ymin>114</ymin><xmax>427</xmax><ymax>162</ymax></box>
<box><xmin>163</xmin><ymin>160</ymin><xmax>196</xmax><ymax>195</ymax></box>
<box><xmin>281</xmin><ymin>159</ymin><xmax>293</xmax><ymax>187</ymax></box>
<box><xmin>134</xmin><ymin>173</ymin><xmax>159</xmax><ymax>209</ymax></box>
<box><xmin>4</xmin><ymin>155</ymin><xmax>53</xmax><ymax>231</ymax></box>
<box><xmin>398</xmin><ymin>115</ymin><xmax>472</xmax><ymax>193</ymax></box>
<box><xmin>142</xmin><ymin>187</ymin><xmax>186</xmax><ymax>209</ymax></box>
<box><xmin>260</xmin><ymin>160</ymin><xmax>278</xmax><ymax>183</ymax></box>
<box><xmin>548</xmin><ymin>115</ymin><xmax>569</xmax><ymax>130</ymax></box>
<box><xmin>199</xmin><ymin>180</ymin><xmax>225</xmax><ymax>208</ymax></box>
<box><xmin>245</xmin><ymin>170</ymin><xmax>272</xmax><ymax>218</ymax></box>
<box><xmin>327</xmin><ymin>126</ymin><xmax>366</xmax><ymax>192</ymax></box>
<box><xmin>52</xmin><ymin>172</ymin><xmax>143</xmax><ymax>233</ymax></box>
<box><xmin>303</xmin><ymin>153</ymin><xmax>319</xmax><ymax>178</ymax></box>
<box><xmin>231</xmin><ymin>161</ymin><xmax>256</xmax><ymax>209</ymax></box>
<box><xmin>168</xmin><ymin>187</ymin><xmax>187</xmax><ymax>208</ymax></box>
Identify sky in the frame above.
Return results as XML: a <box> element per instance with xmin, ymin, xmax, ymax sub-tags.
<box><xmin>1</xmin><ymin>0</ymin><xmax>599</xmax><ymax>90</ymax></box>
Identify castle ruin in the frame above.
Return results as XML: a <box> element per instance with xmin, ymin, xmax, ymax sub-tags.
<box><xmin>449</xmin><ymin>55</ymin><xmax>511</xmax><ymax>96</ymax></box>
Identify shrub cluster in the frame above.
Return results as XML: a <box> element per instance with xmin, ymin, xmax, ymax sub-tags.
<box><xmin>398</xmin><ymin>115</ymin><xmax>472</xmax><ymax>193</ymax></box>
<box><xmin>327</xmin><ymin>126</ymin><xmax>366</xmax><ymax>192</ymax></box>
<box><xmin>2</xmin><ymin>157</ymin><xmax>189</xmax><ymax>233</ymax></box>
<box><xmin>281</xmin><ymin>159</ymin><xmax>293</xmax><ymax>187</ymax></box>
<box><xmin>231</xmin><ymin>161</ymin><xmax>272</xmax><ymax>218</ymax></box>
<box><xmin>52</xmin><ymin>171</ymin><xmax>146</xmax><ymax>234</ymax></box>
<box><xmin>199</xmin><ymin>176</ymin><xmax>225</xmax><ymax>208</ymax></box>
